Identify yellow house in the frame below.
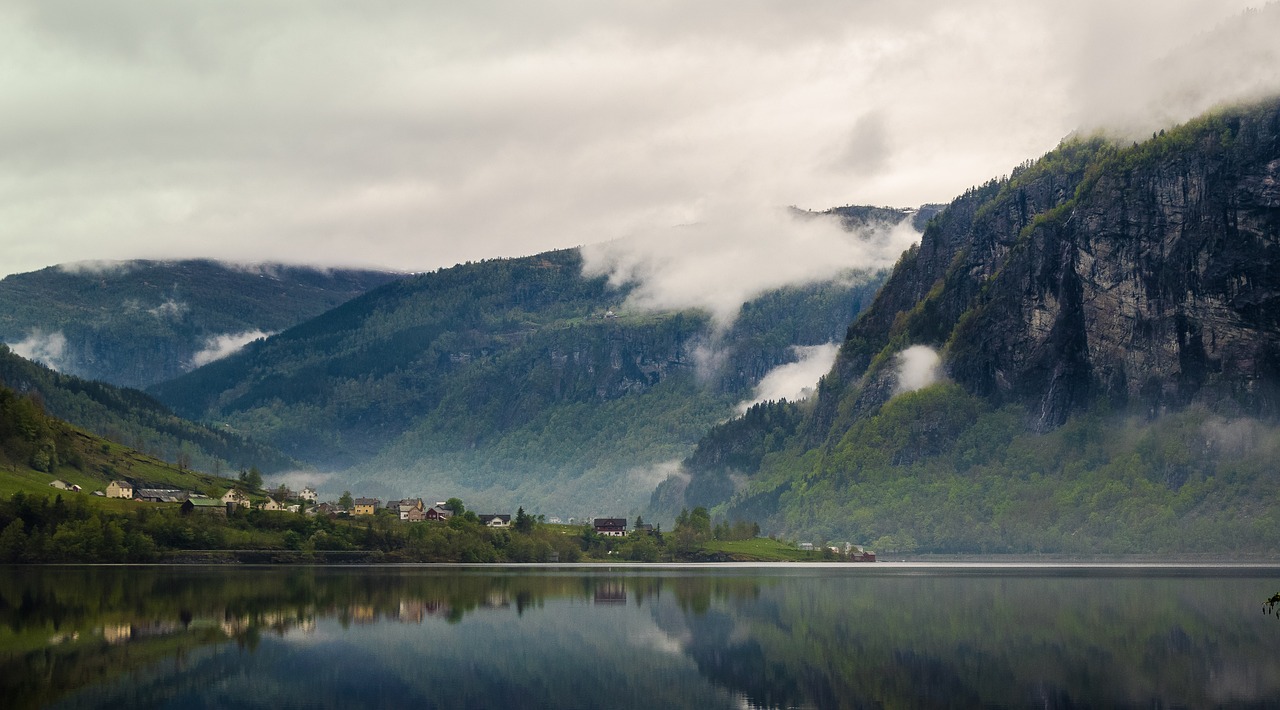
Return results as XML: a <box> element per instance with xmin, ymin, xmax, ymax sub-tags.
<box><xmin>353</xmin><ymin>498</ymin><xmax>380</xmax><ymax>516</ymax></box>
<box><xmin>106</xmin><ymin>480</ymin><xmax>134</xmax><ymax>499</ymax></box>
<box><xmin>260</xmin><ymin>497</ymin><xmax>283</xmax><ymax>511</ymax></box>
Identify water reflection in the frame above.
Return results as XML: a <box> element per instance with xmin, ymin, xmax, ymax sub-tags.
<box><xmin>2</xmin><ymin>565</ymin><xmax>1279</xmax><ymax>708</ymax></box>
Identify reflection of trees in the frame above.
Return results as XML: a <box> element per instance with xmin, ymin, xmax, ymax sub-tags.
<box><xmin>0</xmin><ymin>568</ymin><xmax>765</xmax><ymax>709</ymax></box>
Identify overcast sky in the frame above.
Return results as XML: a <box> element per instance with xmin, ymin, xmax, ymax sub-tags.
<box><xmin>2</xmin><ymin>0</ymin><xmax>1277</xmax><ymax>279</ymax></box>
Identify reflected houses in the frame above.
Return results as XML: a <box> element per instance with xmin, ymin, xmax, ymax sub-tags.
<box><xmin>593</xmin><ymin>581</ymin><xmax>628</xmax><ymax>605</ymax></box>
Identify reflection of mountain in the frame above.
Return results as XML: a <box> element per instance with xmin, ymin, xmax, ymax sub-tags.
<box><xmin>6</xmin><ymin>568</ymin><xmax>1280</xmax><ymax>709</ymax></box>
<box><xmin>658</xmin><ymin>571</ymin><xmax>1280</xmax><ymax>708</ymax></box>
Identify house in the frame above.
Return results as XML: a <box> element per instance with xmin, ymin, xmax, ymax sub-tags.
<box><xmin>424</xmin><ymin>506</ymin><xmax>453</xmax><ymax>521</ymax></box>
<box><xmin>353</xmin><ymin>498</ymin><xmax>380</xmax><ymax>516</ymax></box>
<box><xmin>135</xmin><ymin>488</ymin><xmax>188</xmax><ymax>503</ymax></box>
<box><xmin>222</xmin><ymin>489</ymin><xmax>251</xmax><ymax>507</ymax></box>
<box><xmin>106</xmin><ymin>480</ymin><xmax>134</xmax><ymax>499</ymax></box>
<box><xmin>260</xmin><ymin>497</ymin><xmax>282</xmax><ymax>511</ymax></box>
<box><xmin>182</xmin><ymin>498</ymin><xmax>228</xmax><ymax>516</ymax></box>
<box><xmin>49</xmin><ymin>480</ymin><xmax>72</xmax><ymax>491</ymax></box>
<box><xmin>593</xmin><ymin>518</ymin><xmax>627</xmax><ymax>537</ymax></box>
<box><xmin>479</xmin><ymin>514</ymin><xmax>511</xmax><ymax>528</ymax></box>
<box><xmin>299</xmin><ymin>487</ymin><xmax>318</xmax><ymax>502</ymax></box>
<box><xmin>798</xmin><ymin>542</ymin><xmax>814</xmax><ymax>551</ymax></box>
<box><xmin>396</xmin><ymin>498</ymin><xmax>425</xmax><ymax>521</ymax></box>
<box><xmin>405</xmin><ymin>507</ymin><xmax>427</xmax><ymax>522</ymax></box>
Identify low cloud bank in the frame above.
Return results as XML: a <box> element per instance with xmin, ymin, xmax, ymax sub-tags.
<box><xmin>737</xmin><ymin>343</ymin><xmax>840</xmax><ymax>413</ymax></box>
<box><xmin>54</xmin><ymin>260</ymin><xmax>140</xmax><ymax>276</ymax></box>
<box><xmin>894</xmin><ymin>345</ymin><xmax>941</xmax><ymax>394</ymax></box>
<box><xmin>189</xmin><ymin>329</ymin><xmax>274</xmax><ymax>369</ymax></box>
<box><xmin>266</xmin><ymin>471</ymin><xmax>335</xmax><ymax>494</ymax></box>
<box><xmin>8</xmin><ymin>330</ymin><xmax>69</xmax><ymax>372</ymax></box>
<box><xmin>581</xmin><ymin>205</ymin><xmax>919</xmax><ymax>331</ymax></box>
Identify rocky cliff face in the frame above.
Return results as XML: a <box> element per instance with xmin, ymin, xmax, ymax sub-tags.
<box><xmin>813</xmin><ymin>99</ymin><xmax>1280</xmax><ymax>437</ymax></box>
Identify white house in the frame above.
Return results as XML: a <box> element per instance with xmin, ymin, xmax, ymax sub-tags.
<box><xmin>222</xmin><ymin>489</ymin><xmax>251</xmax><ymax>506</ymax></box>
<box><xmin>106</xmin><ymin>480</ymin><xmax>134</xmax><ymax>499</ymax></box>
<box><xmin>299</xmin><ymin>487</ymin><xmax>318</xmax><ymax>503</ymax></box>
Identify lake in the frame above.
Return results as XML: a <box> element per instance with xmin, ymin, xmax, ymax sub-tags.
<box><xmin>3</xmin><ymin>564</ymin><xmax>1280</xmax><ymax>708</ymax></box>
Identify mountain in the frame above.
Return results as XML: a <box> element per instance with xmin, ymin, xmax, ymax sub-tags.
<box><xmin>662</xmin><ymin>97</ymin><xmax>1280</xmax><ymax>554</ymax></box>
<box><xmin>0</xmin><ymin>345</ymin><xmax>294</xmax><ymax>476</ymax></box>
<box><xmin>149</xmin><ymin>226</ymin><xmax>906</xmax><ymax>514</ymax></box>
<box><xmin>0</xmin><ymin>260</ymin><xmax>402</xmax><ymax>389</ymax></box>
<box><xmin>0</xmin><ymin>380</ymin><xmax>250</xmax><ymax>501</ymax></box>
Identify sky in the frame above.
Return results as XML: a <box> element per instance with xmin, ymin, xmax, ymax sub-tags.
<box><xmin>2</xmin><ymin>0</ymin><xmax>1278</xmax><ymax>280</ymax></box>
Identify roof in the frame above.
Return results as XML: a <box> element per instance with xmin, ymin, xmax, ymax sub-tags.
<box><xmin>594</xmin><ymin>518</ymin><xmax>627</xmax><ymax>527</ymax></box>
<box><xmin>353</xmin><ymin>498</ymin><xmax>380</xmax><ymax>506</ymax></box>
<box><xmin>188</xmin><ymin>498</ymin><xmax>225</xmax><ymax>508</ymax></box>
<box><xmin>109</xmin><ymin>480</ymin><xmax>132</xmax><ymax>488</ymax></box>
<box><xmin>479</xmin><ymin>514</ymin><xmax>510</xmax><ymax>523</ymax></box>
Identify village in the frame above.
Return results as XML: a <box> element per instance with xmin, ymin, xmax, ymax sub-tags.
<box><xmin>31</xmin><ymin>477</ymin><xmax>876</xmax><ymax>562</ymax></box>
<box><xmin>77</xmin><ymin>477</ymin><xmax>642</xmax><ymax>538</ymax></box>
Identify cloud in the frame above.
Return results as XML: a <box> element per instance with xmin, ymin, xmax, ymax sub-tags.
<box><xmin>188</xmin><ymin>329</ymin><xmax>273</xmax><ymax>369</ymax></box>
<box><xmin>838</xmin><ymin>111</ymin><xmax>892</xmax><ymax>176</ymax></box>
<box><xmin>737</xmin><ymin>343</ymin><xmax>840</xmax><ymax>413</ymax></box>
<box><xmin>267</xmin><ymin>470</ymin><xmax>334</xmax><ymax>494</ymax></box>
<box><xmin>582</xmin><ymin>205</ymin><xmax>918</xmax><ymax>329</ymax></box>
<box><xmin>625</xmin><ymin>459</ymin><xmax>684</xmax><ymax>492</ymax></box>
<box><xmin>55</xmin><ymin>259</ymin><xmax>140</xmax><ymax>275</ymax></box>
<box><xmin>147</xmin><ymin>298</ymin><xmax>187</xmax><ymax>319</ymax></box>
<box><xmin>0</xmin><ymin>1</ymin><xmax>1267</xmax><ymax>279</ymax></box>
<box><xmin>8</xmin><ymin>330</ymin><xmax>69</xmax><ymax>371</ymax></box>
<box><xmin>894</xmin><ymin>345</ymin><xmax>941</xmax><ymax>395</ymax></box>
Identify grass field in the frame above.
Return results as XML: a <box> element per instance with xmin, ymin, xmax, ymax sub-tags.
<box><xmin>701</xmin><ymin>538</ymin><xmax>826</xmax><ymax>561</ymax></box>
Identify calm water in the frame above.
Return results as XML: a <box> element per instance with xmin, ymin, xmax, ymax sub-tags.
<box><xmin>3</xmin><ymin>564</ymin><xmax>1280</xmax><ymax>709</ymax></box>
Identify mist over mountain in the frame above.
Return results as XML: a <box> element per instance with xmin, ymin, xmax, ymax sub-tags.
<box><xmin>146</xmin><ymin>207</ymin><xmax>915</xmax><ymax>514</ymax></box>
<box><xmin>0</xmin><ymin>260</ymin><xmax>402</xmax><ymax>389</ymax></box>
<box><xmin>660</xmin><ymin>97</ymin><xmax>1280</xmax><ymax>553</ymax></box>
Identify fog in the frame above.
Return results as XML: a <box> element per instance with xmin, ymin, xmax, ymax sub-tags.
<box><xmin>737</xmin><ymin>343</ymin><xmax>840</xmax><ymax>413</ymax></box>
<box><xmin>188</xmin><ymin>329</ymin><xmax>274</xmax><ymax>369</ymax></box>
<box><xmin>1</xmin><ymin>1</ymin><xmax>1272</xmax><ymax>279</ymax></box>
<box><xmin>894</xmin><ymin>345</ymin><xmax>941</xmax><ymax>395</ymax></box>
<box><xmin>7</xmin><ymin>330</ymin><xmax>69</xmax><ymax>372</ymax></box>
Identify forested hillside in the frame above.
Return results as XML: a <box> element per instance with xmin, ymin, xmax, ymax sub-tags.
<box><xmin>150</xmin><ymin>243</ymin><xmax>896</xmax><ymax>514</ymax></box>
<box><xmin>663</xmin><ymin>98</ymin><xmax>1280</xmax><ymax>553</ymax></box>
<box><xmin>0</xmin><ymin>260</ymin><xmax>401</xmax><ymax>388</ymax></box>
<box><xmin>0</xmin><ymin>346</ymin><xmax>294</xmax><ymax>476</ymax></box>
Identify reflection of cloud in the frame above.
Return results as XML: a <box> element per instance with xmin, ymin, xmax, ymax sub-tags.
<box><xmin>582</xmin><ymin>205</ymin><xmax>919</xmax><ymax>330</ymax></box>
<box><xmin>737</xmin><ymin>343</ymin><xmax>839</xmax><ymax>413</ymax></box>
<box><xmin>9</xmin><ymin>330</ymin><xmax>69</xmax><ymax>371</ymax></box>
<box><xmin>188</xmin><ymin>329</ymin><xmax>273</xmax><ymax>368</ymax></box>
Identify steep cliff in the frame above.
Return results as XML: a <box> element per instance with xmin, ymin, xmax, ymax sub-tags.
<box><xmin>820</xmin><ymin>99</ymin><xmax>1280</xmax><ymax>435</ymax></box>
<box><xmin>663</xmin><ymin>99</ymin><xmax>1280</xmax><ymax>553</ymax></box>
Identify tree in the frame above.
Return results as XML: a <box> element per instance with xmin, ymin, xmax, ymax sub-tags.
<box><xmin>339</xmin><ymin>491</ymin><xmax>354</xmax><ymax>510</ymax></box>
<box><xmin>514</xmin><ymin>506</ymin><xmax>534</xmax><ymax>534</ymax></box>
<box><xmin>445</xmin><ymin>497</ymin><xmax>466</xmax><ymax>517</ymax></box>
<box><xmin>238</xmin><ymin>466</ymin><xmax>263</xmax><ymax>491</ymax></box>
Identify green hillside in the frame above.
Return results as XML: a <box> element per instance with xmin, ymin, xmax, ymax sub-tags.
<box><xmin>150</xmin><ymin>247</ymin><xmax>893</xmax><ymax>515</ymax></box>
<box><xmin>0</xmin><ymin>383</ymin><xmax>243</xmax><ymax>501</ymax></box>
<box><xmin>0</xmin><ymin>260</ymin><xmax>402</xmax><ymax>388</ymax></box>
<box><xmin>0</xmin><ymin>346</ymin><xmax>294</xmax><ymax>476</ymax></box>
